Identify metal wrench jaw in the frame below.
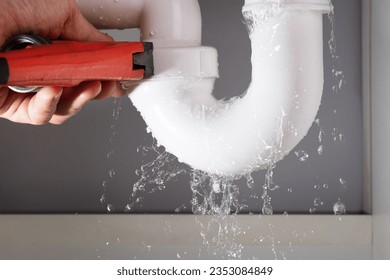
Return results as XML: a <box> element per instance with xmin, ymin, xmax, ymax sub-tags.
<box><xmin>2</xmin><ymin>34</ymin><xmax>52</xmax><ymax>93</ymax></box>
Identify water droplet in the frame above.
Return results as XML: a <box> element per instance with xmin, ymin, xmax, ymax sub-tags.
<box><xmin>333</xmin><ymin>199</ymin><xmax>346</xmax><ymax>215</ymax></box>
<box><xmin>338</xmin><ymin>79</ymin><xmax>344</xmax><ymax>89</ymax></box>
<box><xmin>99</xmin><ymin>16</ymin><xmax>104</xmax><ymax>20</ymax></box>
<box><xmin>318</xmin><ymin>129</ymin><xmax>325</xmax><ymax>143</ymax></box>
<box><xmin>287</xmin><ymin>188</ymin><xmax>293</xmax><ymax>193</ymax></box>
<box><xmin>283</xmin><ymin>211</ymin><xmax>288</xmax><ymax>216</ymax></box>
<box><xmin>212</xmin><ymin>181</ymin><xmax>221</xmax><ymax>193</ymax></box>
<box><xmin>332</xmin><ymin>128</ymin><xmax>346</xmax><ymax>144</ymax></box>
<box><xmin>109</xmin><ymin>169</ymin><xmax>116</xmax><ymax>178</ymax></box>
<box><xmin>339</xmin><ymin>178</ymin><xmax>347</xmax><ymax>191</ymax></box>
<box><xmin>155</xmin><ymin>177</ymin><xmax>164</xmax><ymax>185</ymax></box>
<box><xmin>317</xmin><ymin>145</ymin><xmax>324</xmax><ymax>155</ymax></box>
<box><xmin>309</xmin><ymin>208</ymin><xmax>316</xmax><ymax>214</ymax></box>
<box><xmin>322</xmin><ymin>183</ymin><xmax>329</xmax><ymax>189</ymax></box>
<box><xmin>106</xmin><ymin>150</ymin><xmax>114</xmax><ymax>159</ymax></box>
<box><xmin>314</xmin><ymin>184</ymin><xmax>321</xmax><ymax>190</ymax></box>
<box><xmin>102</xmin><ymin>181</ymin><xmax>108</xmax><ymax>189</ymax></box>
<box><xmin>114</xmin><ymin>0</ymin><xmax>119</xmax><ymax>2</ymax></box>
<box><xmin>107</xmin><ymin>204</ymin><xmax>114</xmax><ymax>213</ymax></box>
<box><xmin>313</xmin><ymin>197</ymin><xmax>324</xmax><ymax>207</ymax></box>
<box><xmin>262</xmin><ymin>203</ymin><xmax>273</xmax><ymax>215</ymax></box>
<box><xmin>124</xmin><ymin>204</ymin><xmax>132</xmax><ymax>212</ymax></box>
<box><xmin>333</xmin><ymin>70</ymin><xmax>343</xmax><ymax>78</ymax></box>
<box><xmin>274</xmin><ymin>45</ymin><xmax>281</xmax><ymax>52</ymax></box>
<box><xmin>295</xmin><ymin>150</ymin><xmax>309</xmax><ymax>162</ymax></box>
<box><xmin>100</xmin><ymin>194</ymin><xmax>106</xmax><ymax>204</ymax></box>
<box><xmin>245</xmin><ymin>174</ymin><xmax>255</xmax><ymax>189</ymax></box>
<box><xmin>177</xmin><ymin>253</ymin><xmax>181</xmax><ymax>259</ymax></box>
<box><xmin>112</xmin><ymin>103</ymin><xmax>121</xmax><ymax>118</ymax></box>
<box><xmin>149</xmin><ymin>30</ymin><xmax>156</xmax><ymax>36</ymax></box>
<box><xmin>146</xmin><ymin>127</ymin><xmax>151</xmax><ymax>134</ymax></box>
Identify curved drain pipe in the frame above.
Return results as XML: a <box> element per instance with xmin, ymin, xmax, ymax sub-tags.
<box><xmin>77</xmin><ymin>0</ymin><xmax>331</xmax><ymax>176</ymax></box>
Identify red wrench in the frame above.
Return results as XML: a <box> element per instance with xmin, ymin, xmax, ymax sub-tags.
<box><xmin>0</xmin><ymin>35</ymin><xmax>154</xmax><ymax>93</ymax></box>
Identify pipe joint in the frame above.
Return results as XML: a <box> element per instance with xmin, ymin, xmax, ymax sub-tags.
<box><xmin>77</xmin><ymin>0</ymin><xmax>202</xmax><ymax>48</ymax></box>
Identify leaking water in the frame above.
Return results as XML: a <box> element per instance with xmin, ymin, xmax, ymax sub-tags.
<box><xmin>243</xmin><ymin>0</ymin><xmax>282</xmax><ymax>37</ymax></box>
<box><xmin>333</xmin><ymin>198</ymin><xmax>346</xmax><ymax>215</ymax></box>
<box><xmin>99</xmin><ymin>0</ymin><xmax>352</xmax><ymax>259</ymax></box>
<box><xmin>100</xmin><ymin>98</ymin><xmax>122</xmax><ymax>212</ymax></box>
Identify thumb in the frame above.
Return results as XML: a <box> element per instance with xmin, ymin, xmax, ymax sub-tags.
<box><xmin>61</xmin><ymin>8</ymin><xmax>113</xmax><ymax>42</ymax></box>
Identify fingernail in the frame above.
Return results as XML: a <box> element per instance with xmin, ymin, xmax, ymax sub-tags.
<box><xmin>114</xmin><ymin>82</ymin><xmax>126</xmax><ymax>97</ymax></box>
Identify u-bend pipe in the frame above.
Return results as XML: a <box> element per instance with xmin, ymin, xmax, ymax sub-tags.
<box><xmin>77</xmin><ymin>0</ymin><xmax>331</xmax><ymax>176</ymax></box>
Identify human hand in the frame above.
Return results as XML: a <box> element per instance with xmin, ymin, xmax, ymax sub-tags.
<box><xmin>0</xmin><ymin>0</ymin><xmax>124</xmax><ymax>125</ymax></box>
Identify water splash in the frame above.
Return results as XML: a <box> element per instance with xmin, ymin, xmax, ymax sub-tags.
<box><xmin>261</xmin><ymin>164</ymin><xmax>276</xmax><ymax>215</ymax></box>
<box><xmin>190</xmin><ymin>115</ymin><xmax>284</xmax><ymax>258</ymax></box>
<box><xmin>331</xmin><ymin>127</ymin><xmax>345</xmax><ymax>144</ymax></box>
<box><xmin>328</xmin><ymin>5</ymin><xmax>346</xmax><ymax>95</ymax></box>
<box><xmin>333</xmin><ymin>198</ymin><xmax>346</xmax><ymax>215</ymax></box>
<box><xmin>313</xmin><ymin>197</ymin><xmax>324</xmax><ymax>207</ymax></box>
<box><xmin>101</xmin><ymin>0</ymin><xmax>351</xmax><ymax>260</ymax></box>
<box><xmin>187</xmin><ymin>171</ymin><xmax>243</xmax><ymax>258</ymax></box>
<box><xmin>294</xmin><ymin>150</ymin><xmax>309</xmax><ymax>162</ymax></box>
<box><xmin>100</xmin><ymin>98</ymin><xmax>122</xmax><ymax>213</ymax></box>
<box><xmin>196</xmin><ymin>215</ymin><xmax>244</xmax><ymax>259</ymax></box>
<box><xmin>126</xmin><ymin>139</ymin><xmax>188</xmax><ymax>211</ymax></box>
<box><xmin>191</xmin><ymin>172</ymin><xmax>240</xmax><ymax>216</ymax></box>
<box><xmin>243</xmin><ymin>0</ymin><xmax>282</xmax><ymax>37</ymax></box>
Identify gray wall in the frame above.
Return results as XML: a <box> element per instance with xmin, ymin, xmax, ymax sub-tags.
<box><xmin>372</xmin><ymin>0</ymin><xmax>390</xmax><ymax>259</ymax></box>
<box><xmin>0</xmin><ymin>0</ymin><xmax>363</xmax><ymax>214</ymax></box>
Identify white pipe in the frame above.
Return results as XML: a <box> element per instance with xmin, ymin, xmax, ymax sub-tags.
<box><xmin>78</xmin><ymin>0</ymin><xmax>331</xmax><ymax>176</ymax></box>
<box><xmin>76</xmin><ymin>0</ymin><xmax>202</xmax><ymax>47</ymax></box>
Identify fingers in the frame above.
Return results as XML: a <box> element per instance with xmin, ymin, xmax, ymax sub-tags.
<box><xmin>61</xmin><ymin>5</ymin><xmax>113</xmax><ymax>42</ymax></box>
<box><xmin>110</xmin><ymin>82</ymin><xmax>127</xmax><ymax>98</ymax></box>
<box><xmin>0</xmin><ymin>1</ymin><xmax>123</xmax><ymax>125</ymax></box>
<box><xmin>0</xmin><ymin>87</ymin><xmax>9</xmax><ymax>109</ymax></box>
<box><xmin>49</xmin><ymin>81</ymin><xmax>102</xmax><ymax>124</ymax></box>
<box><xmin>94</xmin><ymin>81</ymin><xmax>125</xmax><ymax>100</ymax></box>
<box><xmin>0</xmin><ymin>86</ymin><xmax>62</xmax><ymax>125</ymax></box>
<box><xmin>50</xmin><ymin>80</ymin><xmax>124</xmax><ymax>124</ymax></box>
<box><xmin>27</xmin><ymin>87</ymin><xmax>63</xmax><ymax>125</ymax></box>
<box><xmin>1</xmin><ymin>81</ymin><xmax>123</xmax><ymax>125</ymax></box>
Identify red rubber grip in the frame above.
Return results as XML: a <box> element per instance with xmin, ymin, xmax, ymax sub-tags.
<box><xmin>0</xmin><ymin>41</ymin><xmax>148</xmax><ymax>87</ymax></box>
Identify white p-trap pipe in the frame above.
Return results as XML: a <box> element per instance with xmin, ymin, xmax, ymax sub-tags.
<box><xmin>78</xmin><ymin>0</ymin><xmax>331</xmax><ymax>176</ymax></box>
